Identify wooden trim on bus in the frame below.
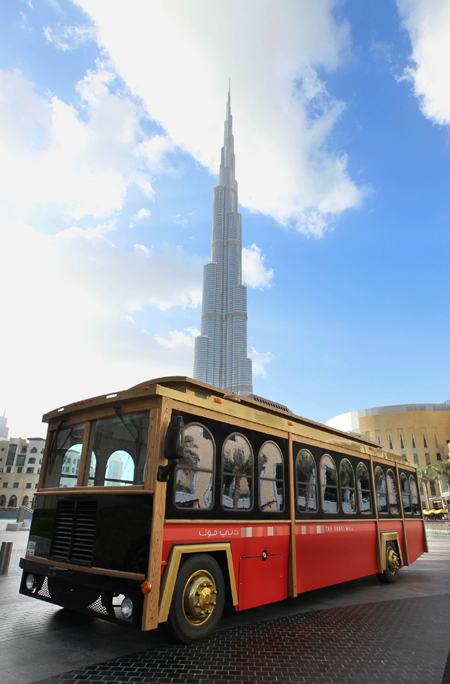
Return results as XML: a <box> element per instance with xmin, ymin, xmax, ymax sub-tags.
<box><xmin>47</xmin><ymin>396</ymin><xmax>159</xmax><ymax>432</ymax></box>
<box><xmin>77</xmin><ymin>421</ymin><xmax>92</xmax><ymax>487</ymax></box>
<box><xmin>35</xmin><ymin>486</ymin><xmax>149</xmax><ymax>495</ymax></box>
<box><xmin>369</xmin><ymin>453</ymin><xmax>382</xmax><ymax>573</ymax></box>
<box><xmin>164</xmin><ymin>517</ymin><xmax>397</xmax><ymax>525</ymax></box>
<box><xmin>142</xmin><ymin>397</ymin><xmax>172</xmax><ymax>631</ymax></box>
<box><xmin>24</xmin><ymin>555</ymin><xmax>146</xmax><ymax>581</ymax></box>
<box><xmin>380</xmin><ymin>531</ymin><xmax>404</xmax><ymax>571</ymax></box>
<box><xmin>158</xmin><ymin>542</ymin><xmax>238</xmax><ymax>624</ymax></box>
<box><xmin>38</xmin><ymin>423</ymin><xmax>53</xmax><ymax>490</ymax></box>
<box><xmin>395</xmin><ymin>462</ymin><xmax>410</xmax><ymax>566</ymax></box>
<box><xmin>170</xmin><ymin>398</ymin><xmax>289</xmax><ymax>440</ymax></box>
<box><xmin>287</xmin><ymin>432</ymin><xmax>297</xmax><ymax>597</ymax></box>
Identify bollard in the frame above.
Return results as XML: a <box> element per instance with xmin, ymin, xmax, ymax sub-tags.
<box><xmin>0</xmin><ymin>541</ymin><xmax>13</xmax><ymax>574</ymax></box>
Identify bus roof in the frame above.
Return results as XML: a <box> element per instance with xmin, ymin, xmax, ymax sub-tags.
<box><xmin>43</xmin><ymin>375</ymin><xmax>409</xmax><ymax>465</ymax></box>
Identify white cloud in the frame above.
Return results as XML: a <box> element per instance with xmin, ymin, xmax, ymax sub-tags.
<box><xmin>242</xmin><ymin>244</ymin><xmax>273</xmax><ymax>289</ymax></box>
<box><xmin>44</xmin><ymin>23</ymin><xmax>97</xmax><ymax>51</ymax></box>
<box><xmin>249</xmin><ymin>348</ymin><xmax>274</xmax><ymax>377</ymax></box>
<box><xmin>397</xmin><ymin>0</ymin><xmax>450</xmax><ymax>125</ymax></box>
<box><xmin>130</xmin><ymin>207</ymin><xmax>151</xmax><ymax>227</ymax></box>
<box><xmin>75</xmin><ymin>0</ymin><xmax>364</xmax><ymax>237</ymax></box>
<box><xmin>156</xmin><ymin>328</ymin><xmax>200</xmax><ymax>348</ymax></box>
<box><xmin>0</xmin><ymin>66</ymin><xmax>174</xmax><ymax>222</ymax></box>
<box><xmin>0</xmin><ymin>216</ymin><xmax>203</xmax><ymax>437</ymax></box>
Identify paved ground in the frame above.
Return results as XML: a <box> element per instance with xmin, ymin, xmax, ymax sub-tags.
<box><xmin>2</xmin><ymin>522</ymin><xmax>450</xmax><ymax>684</ymax></box>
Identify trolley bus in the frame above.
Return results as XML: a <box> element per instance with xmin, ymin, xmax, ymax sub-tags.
<box><xmin>20</xmin><ymin>376</ymin><xmax>427</xmax><ymax>642</ymax></box>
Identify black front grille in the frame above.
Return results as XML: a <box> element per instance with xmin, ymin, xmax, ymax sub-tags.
<box><xmin>51</xmin><ymin>499</ymin><xmax>98</xmax><ymax>566</ymax></box>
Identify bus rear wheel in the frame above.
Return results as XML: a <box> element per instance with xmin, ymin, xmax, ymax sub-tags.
<box><xmin>167</xmin><ymin>554</ymin><xmax>225</xmax><ymax>643</ymax></box>
<box><xmin>377</xmin><ymin>542</ymin><xmax>400</xmax><ymax>584</ymax></box>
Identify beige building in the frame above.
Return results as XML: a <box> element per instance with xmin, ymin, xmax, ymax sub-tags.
<box><xmin>326</xmin><ymin>403</ymin><xmax>450</xmax><ymax>507</ymax></box>
<box><xmin>0</xmin><ymin>436</ymin><xmax>45</xmax><ymax>508</ymax></box>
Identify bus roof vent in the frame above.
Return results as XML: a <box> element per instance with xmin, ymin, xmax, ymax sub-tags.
<box><xmin>245</xmin><ymin>394</ymin><xmax>292</xmax><ymax>413</ymax></box>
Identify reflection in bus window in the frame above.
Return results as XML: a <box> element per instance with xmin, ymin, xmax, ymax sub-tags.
<box><xmin>83</xmin><ymin>411</ymin><xmax>149</xmax><ymax>486</ymax></box>
<box><xmin>409</xmin><ymin>475</ymin><xmax>420</xmax><ymax>514</ymax></box>
<box><xmin>258</xmin><ymin>441</ymin><xmax>284</xmax><ymax>512</ymax></box>
<box><xmin>105</xmin><ymin>450</ymin><xmax>135</xmax><ymax>486</ymax></box>
<box><xmin>375</xmin><ymin>466</ymin><xmax>388</xmax><ymax>514</ymax></box>
<box><xmin>400</xmin><ymin>473</ymin><xmax>411</xmax><ymax>514</ymax></box>
<box><xmin>222</xmin><ymin>433</ymin><xmax>253</xmax><ymax>510</ymax></box>
<box><xmin>43</xmin><ymin>423</ymin><xmax>86</xmax><ymax>488</ymax></box>
<box><xmin>320</xmin><ymin>454</ymin><xmax>338</xmax><ymax>513</ymax></box>
<box><xmin>387</xmin><ymin>469</ymin><xmax>399</xmax><ymax>515</ymax></box>
<box><xmin>175</xmin><ymin>423</ymin><xmax>214</xmax><ymax>509</ymax></box>
<box><xmin>296</xmin><ymin>449</ymin><xmax>317</xmax><ymax>513</ymax></box>
<box><xmin>356</xmin><ymin>462</ymin><xmax>372</xmax><ymax>514</ymax></box>
<box><xmin>340</xmin><ymin>459</ymin><xmax>356</xmax><ymax>514</ymax></box>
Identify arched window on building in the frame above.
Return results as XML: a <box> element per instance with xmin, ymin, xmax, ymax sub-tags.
<box><xmin>388</xmin><ymin>435</ymin><xmax>394</xmax><ymax>453</ymax></box>
<box><xmin>423</xmin><ymin>435</ymin><xmax>430</xmax><ymax>465</ymax></box>
<box><xmin>0</xmin><ymin>495</ymin><xmax>6</xmax><ymax>506</ymax></box>
<box><xmin>412</xmin><ymin>435</ymin><xmax>419</xmax><ymax>465</ymax></box>
<box><xmin>399</xmin><ymin>433</ymin><xmax>407</xmax><ymax>459</ymax></box>
<box><xmin>8</xmin><ymin>495</ymin><xmax>17</xmax><ymax>507</ymax></box>
<box><xmin>22</xmin><ymin>495</ymin><xmax>29</xmax><ymax>507</ymax></box>
<box><xmin>435</xmin><ymin>434</ymin><xmax>442</xmax><ymax>461</ymax></box>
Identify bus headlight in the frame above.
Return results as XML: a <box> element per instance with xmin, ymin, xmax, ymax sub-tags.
<box><xmin>25</xmin><ymin>574</ymin><xmax>36</xmax><ymax>591</ymax></box>
<box><xmin>121</xmin><ymin>597</ymin><xmax>133</xmax><ymax>619</ymax></box>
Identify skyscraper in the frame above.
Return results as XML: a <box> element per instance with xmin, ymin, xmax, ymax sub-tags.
<box><xmin>193</xmin><ymin>89</ymin><xmax>253</xmax><ymax>396</ymax></box>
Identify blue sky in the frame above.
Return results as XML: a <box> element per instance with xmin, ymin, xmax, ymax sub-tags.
<box><xmin>1</xmin><ymin>0</ymin><xmax>450</xmax><ymax>438</ymax></box>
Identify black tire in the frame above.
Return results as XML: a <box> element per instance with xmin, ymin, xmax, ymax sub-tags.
<box><xmin>376</xmin><ymin>542</ymin><xmax>400</xmax><ymax>584</ymax></box>
<box><xmin>166</xmin><ymin>554</ymin><xmax>225</xmax><ymax>643</ymax></box>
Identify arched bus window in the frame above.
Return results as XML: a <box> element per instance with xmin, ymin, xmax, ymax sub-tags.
<box><xmin>175</xmin><ymin>423</ymin><xmax>214</xmax><ymax>510</ymax></box>
<box><xmin>295</xmin><ymin>449</ymin><xmax>317</xmax><ymax>513</ymax></box>
<box><xmin>222</xmin><ymin>433</ymin><xmax>253</xmax><ymax>511</ymax></box>
<box><xmin>83</xmin><ymin>410</ymin><xmax>149</xmax><ymax>486</ymax></box>
<box><xmin>320</xmin><ymin>454</ymin><xmax>338</xmax><ymax>513</ymax></box>
<box><xmin>400</xmin><ymin>473</ymin><xmax>411</xmax><ymax>514</ymax></box>
<box><xmin>356</xmin><ymin>462</ymin><xmax>372</xmax><ymax>514</ymax></box>
<box><xmin>374</xmin><ymin>466</ymin><xmax>388</xmax><ymax>514</ymax></box>
<box><xmin>258</xmin><ymin>441</ymin><xmax>284</xmax><ymax>512</ymax></box>
<box><xmin>409</xmin><ymin>475</ymin><xmax>420</xmax><ymax>515</ymax></box>
<box><xmin>43</xmin><ymin>423</ymin><xmax>86</xmax><ymax>489</ymax></box>
<box><xmin>386</xmin><ymin>469</ymin><xmax>399</xmax><ymax>515</ymax></box>
<box><xmin>340</xmin><ymin>459</ymin><xmax>356</xmax><ymax>514</ymax></box>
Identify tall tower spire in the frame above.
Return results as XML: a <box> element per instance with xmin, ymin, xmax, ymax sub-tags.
<box><xmin>193</xmin><ymin>90</ymin><xmax>253</xmax><ymax>395</ymax></box>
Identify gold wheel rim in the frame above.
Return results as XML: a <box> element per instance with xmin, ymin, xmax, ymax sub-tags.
<box><xmin>182</xmin><ymin>569</ymin><xmax>217</xmax><ymax>626</ymax></box>
<box><xmin>387</xmin><ymin>547</ymin><xmax>400</xmax><ymax>574</ymax></box>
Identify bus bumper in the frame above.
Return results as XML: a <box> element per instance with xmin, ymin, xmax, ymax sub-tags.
<box><xmin>19</xmin><ymin>557</ymin><xmax>144</xmax><ymax>629</ymax></box>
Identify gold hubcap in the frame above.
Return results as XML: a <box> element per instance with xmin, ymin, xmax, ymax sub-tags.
<box><xmin>387</xmin><ymin>547</ymin><xmax>400</xmax><ymax>574</ymax></box>
<box><xmin>182</xmin><ymin>570</ymin><xmax>217</xmax><ymax>626</ymax></box>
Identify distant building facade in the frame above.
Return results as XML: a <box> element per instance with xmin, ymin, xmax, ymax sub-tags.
<box><xmin>193</xmin><ymin>89</ymin><xmax>253</xmax><ymax>396</ymax></box>
<box><xmin>0</xmin><ymin>429</ymin><xmax>44</xmax><ymax>507</ymax></box>
<box><xmin>326</xmin><ymin>402</ymin><xmax>450</xmax><ymax>506</ymax></box>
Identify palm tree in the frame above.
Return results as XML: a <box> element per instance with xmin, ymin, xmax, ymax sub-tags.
<box><xmin>432</xmin><ymin>459</ymin><xmax>450</xmax><ymax>507</ymax></box>
<box><xmin>223</xmin><ymin>445</ymin><xmax>252</xmax><ymax>509</ymax></box>
<box><xmin>417</xmin><ymin>465</ymin><xmax>439</xmax><ymax>509</ymax></box>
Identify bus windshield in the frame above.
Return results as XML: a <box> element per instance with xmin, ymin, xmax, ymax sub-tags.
<box><xmin>42</xmin><ymin>410</ymin><xmax>149</xmax><ymax>488</ymax></box>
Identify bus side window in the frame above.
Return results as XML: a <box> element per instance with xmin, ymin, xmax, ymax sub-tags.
<box><xmin>386</xmin><ymin>469</ymin><xmax>400</xmax><ymax>515</ymax></box>
<box><xmin>409</xmin><ymin>475</ymin><xmax>420</xmax><ymax>515</ymax></box>
<box><xmin>222</xmin><ymin>433</ymin><xmax>253</xmax><ymax>511</ymax></box>
<box><xmin>356</xmin><ymin>462</ymin><xmax>372</xmax><ymax>514</ymax></box>
<box><xmin>374</xmin><ymin>466</ymin><xmax>388</xmax><ymax>514</ymax></box>
<box><xmin>340</xmin><ymin>459</ymin><xmax>356</xmax><ymax>514</ymax></box>
<box><xmin>320</xmin><ymin>454</ymin><xmax>338</xmax><ymax>514</ymax></box>
<box><xmin>174</xmin><ymin>423</ymin><xmax>215</xmax><ymax>510</ymax></box>
<box><xmin>400</xmin><ymin>473</ymin><xmax>411</xmax><ymax>514</ymax></box>
<box><xmin>258</xmin><ymin>441</ymin><xmax>284</xmax><ymax>512</ymax></box>
<box><xmin>295</xmin><ymin>449</ymin><xmax>317</xmax><ymax>513</ymax></box>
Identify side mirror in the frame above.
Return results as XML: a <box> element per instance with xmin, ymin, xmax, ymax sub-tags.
<box><xmin>157</xmin><ymin>416</ymin><xmax>185</xmax><ymax>482</ymax></box>
<box><xmin>164</xmin><ymin>415</ymin><xmax>185</xmax><ymax>460</ymax></box>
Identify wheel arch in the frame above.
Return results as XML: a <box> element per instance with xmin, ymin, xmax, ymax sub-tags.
<box><xmin>158</xmin><ymin>543</ymin><xmax>238</xmax><ymax>623</ymax></box>
<box><xmin>380</xmin><ymin>531</ymin><xmax>403</xmax><ymax>571</ymax></box>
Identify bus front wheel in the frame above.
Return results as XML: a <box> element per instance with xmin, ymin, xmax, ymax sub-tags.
<box><xmin>376</xmin><ymin>542</ymin><xmax>400</xmax><ymax>584</ymax></box>
<box><xmin>167</xmin><ymin>553</ymin><xmax>225</xmax><ymax>643</ymax></box>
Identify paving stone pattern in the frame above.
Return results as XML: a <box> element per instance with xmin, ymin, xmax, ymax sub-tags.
<box><xmin>37</xmin><ymin>594</ymin><xmax>450</xmax><ymax>684</ymax></box>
